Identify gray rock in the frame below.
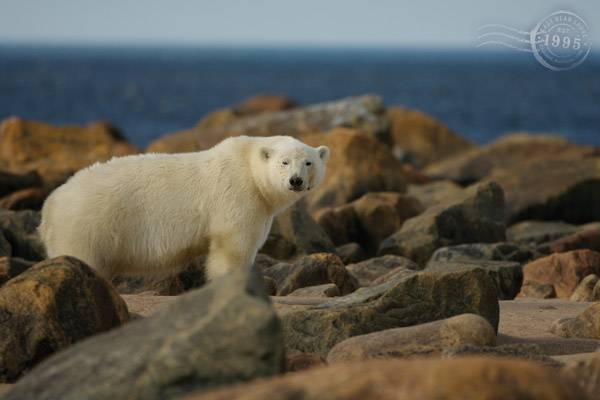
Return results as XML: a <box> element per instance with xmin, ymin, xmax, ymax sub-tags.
<box><xmin>0</xmin><ymin>256</ymin><xmax>129</xmax><ymax>383</ymax></box>
<box><xmin>406</xmin><ymin>180</ymin><xmax>465</xmax><ymax>209</ymax></box>
<box><xmin>327</xmin><ymin>314</ymin><xmax>495</xmax><ymax>362</ymax></box>
<box><xmin>262</xmin><ymin>202</ymin><xmax>336</xmax><ymax>260</ymax></box>
<box><xmin>430</xmin><ymin>242</ymin><xmax>538</xmax><ymax>264</ymax></box>
<box><xmin>3</xmin><ymin>265</ymin><xmax>283</xmax><ymax>400</ymax></box>
<box><xmin>277</xmin><ymin>267</ymin><xmax>499</xmax><ymax>354</ymax></box>
<box><xmin>346</xmin><ymin>255</ymin><xmax>420</xmax><ymax>287</ymax></box>
<box><xmin>550</xmin><ymin>303</ymin><xmax>600</xmax><ymax>340</ymax></box>
<box><xmin>426</xmin><ymin>260</ymin><xmax>523</xmax><ymax>300</ymax></box>
<box><xmin>507</xmin><ymin>221</ymin><xmax>577</xmax><ymax>245</ymax></box>
<box><xmin>378</xmin><ymin>182</ymin><xmax>506</xmax><ymax>265</ymax></box>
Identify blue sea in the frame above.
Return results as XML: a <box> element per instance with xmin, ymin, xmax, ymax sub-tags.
<box><xmin>1</xmin><ymin>44</ymin><xmax>599</xmax><ymax>148</ymax></box>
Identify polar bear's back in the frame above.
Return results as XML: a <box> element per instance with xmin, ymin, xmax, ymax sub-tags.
<box><xmin>40</xmin><ymin>152</ymin><xmax>218</xmax><ymax>277</ymax></box>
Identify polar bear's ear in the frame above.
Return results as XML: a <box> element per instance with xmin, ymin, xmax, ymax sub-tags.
<box><xmin>317</xmin><ymin>146</ymin><xmax>330</xmax><ymax>162</ymax></box>
<box><xmin>260</xmin><ymin>147</ymin><xmax>273</xmax><ymax>161</ymax></box>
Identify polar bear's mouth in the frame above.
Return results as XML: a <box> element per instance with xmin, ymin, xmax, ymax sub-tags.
<box><xmin>289</xmin><ymin>186</ymin><xmax>304</xmax><ymax>192</ymax></box>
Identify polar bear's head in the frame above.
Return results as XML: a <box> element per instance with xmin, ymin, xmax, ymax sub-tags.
<box><xmin>258</xmin><ymin>136</ymin><xmax>330</xmax><ymax>199</ymax></box>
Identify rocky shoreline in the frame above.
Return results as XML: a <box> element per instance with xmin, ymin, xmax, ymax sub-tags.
<box><xmin>1</xmin><ymin>94</ymin><xmax>600</xmax><ymax>399</ymax></box>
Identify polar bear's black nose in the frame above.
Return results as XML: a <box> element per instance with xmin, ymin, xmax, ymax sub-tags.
<box><xmin>289</xmin><ymin>176</ymin><xmax>303</xmax><ymax>188</ymax></box>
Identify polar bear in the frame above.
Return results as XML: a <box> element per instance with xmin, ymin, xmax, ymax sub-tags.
<box><xmin>39</xmin><ymin>135</ymin><xmax>330</xmax><ymax>281</ymax></box>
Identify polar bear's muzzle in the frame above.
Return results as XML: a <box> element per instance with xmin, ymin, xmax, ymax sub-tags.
<box><xmin>288</xmin><ymin>175</ymin><xmax>305</xmax><ymax>192</ymax></box>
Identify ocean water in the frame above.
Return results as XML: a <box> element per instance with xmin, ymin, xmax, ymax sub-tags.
<box><xmin>0</xmin><ymin>44</ymin><xmax>599</xmax><ymax>148</ymax></box>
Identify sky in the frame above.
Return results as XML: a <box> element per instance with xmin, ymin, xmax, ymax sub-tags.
<box><xmin>0</xmin><ymin>0</ymin><xmax>598</xmax><ymax>48</ymax></box>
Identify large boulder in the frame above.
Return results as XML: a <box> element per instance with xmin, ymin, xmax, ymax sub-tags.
<box><xmin>3</xmin><ymin>265</ymin><xmax>283</xmax><ymax>400</ymax></box>
<box><xmin>327</xmin><ymin>314</ymin><xmax>495</xmax><ymax>362</ymax></box>
<box><xmin>0</xmin><ymin>117</ymin><xmax>137</xmax><ymax>186</ymax></box>
<box><xmin>316</xmin><ymin>192</ymin><xmax>423</xmax><ymax>252</ymax></box>
<box><xmin>261</xmin><ymin>201</ymin><xmax>335</xmax><ymax>260</ymax></box>
<box><xmin>302</xmin><ymin>128</ymin><xmax>407</xmax><ymax>212</ymax></box>
<box><xmin>386</xmin><ymin>107</ymin><xmax>475</xmax><ymax>167</ymax></box>
<box><xmin>147</xmin><ymin>95</ymin><xmax>389</xmax><ymax>153</ymax></box>
<box><xmin>277</xmin><ymin>267</ymin><xmax>498</xmax><ymax>354</ymax></box>
<box><xmin>518</xmin><ymin>250</ymin><xmax>600</xmax><ymax>299</ymax></box>
<box><xmin>407</xmin><ymin>180</ymin><xmax>465</xmax><ymax>209</ymax></box>
<box><xmin>235</xmin><ymin>94</ymin><xmax>298</xmax><ymax>115</ymax></box>
<box><xmin>426</xmin><ymin>133</ymin><xmax>600</xmax><ymax>223</ymax></box>
<box><xmin>378</xmin><ymin>182</ymin><xmax>506</xmax><ymax>265</ymax></box>
<box><xmin>188</xmin><ymin>357</ymin><xmax>585</xmax><ymax>400</ymax></box>
<box><xmin>0</xmin><ymin>209</ymin><xmax>45</xmax><ymax>261</ymax></box>
<box><xmin>0</xmin><ymin>256</ymin><xmax>128</xmax><ymax>382</ymax></box>
<box><xmin>426</xmin><ymin>260</ymin><xmax>523</xmax><ymax>300</ymax></box>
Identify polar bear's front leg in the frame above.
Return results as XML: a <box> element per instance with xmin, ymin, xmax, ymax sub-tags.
<box><xmin>205</xmin><ymin>234</ymin><xmax>258</xmax><ymax>281</ymax></box>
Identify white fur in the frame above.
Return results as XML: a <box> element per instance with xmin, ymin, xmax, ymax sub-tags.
<box><xmin>39</xmin><ymin>135</ymin><xmax>329</xmax><ymax>281</ymax></box>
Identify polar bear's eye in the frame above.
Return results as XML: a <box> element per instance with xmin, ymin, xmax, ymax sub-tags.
<box><xmin>282</xmin><ymin>160</ymin><xmax>289</xmax><ymax>166</ymax></box>
<box><xmin>306</xmin><ymin>161</ymin><xmax>312</xmax><ymax>166</ymax></box>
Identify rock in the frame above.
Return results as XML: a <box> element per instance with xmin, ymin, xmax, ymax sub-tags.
<box><xmin>519</xmin><ymin>250</ymin><xmax>600</xmax><ymax>299</ymax></box>
<box><xmin>570</xmin><ymin>274</ymin><xmax>600</xmax><ymax>301</ymax></box>
<box><xmin>351</xmin><ymin>192</ymin><xmax>424</xmax><ymax>252</ymax></box>
<box><xmin>335</xmin><ymin>242</ymin><xmax>368</xmax><ymax>264</ymax></box>
<box><xmin>285</xmin><ymin>352</ymin><xmax>325</xmax><ymax>372</ymax></box>
<box><xmin>426</xmin><ymin>133</ymin><xmax>600</xmax><ymax>223</ymax></box>
<box><xmin>0</xmin><ymin>170</ymin><xmax>42</xmax><ymax>198</ymax></box>
<box><xmin>112</xmin><ymin>257</ymin><xmax>206</xmax><ymax>295</ymax></box>
<box><xmin>261</xmin><ymin>201</ymin><xmax>336</xmax><ymax>260</ymax></box>
<box><xmin>507</xmin><ymin>220</ymin><xmax>577</xmax><ymax>245</ymax></box>
<box><xmin>442</xmin><ymin>343</ymin><xmax>562</xmax><ymax>368</ymax></box>
<box><xmin>386</xmin><ymin>107</ymin><xmax>475</xmax><ymax>167</ymax></box>
<box><xmin>277</xmin><ymin>267</ymin><xmax>498</xmax><ymax>354</ymax></box>
<box><xmin>147</xmin><ymin>95</ymin><xmax>389</xmax><ymax>153</ymax></box>
<box><xmin>345</xmin><ymin>255</ymin><xmax>419</xmax><ymax>287</ymax></box>
<box><xmin>426</xmin><ymin>260</ymin><xmax>523</xmax><ymax>300</ymax></box>
<box><xmin>369</xmin><ymin>266</ymin><xmax>417</xmax><ymax>286</ymax></box>
<box><xmin>187</xmin><ymin>357</ymin><xmax>584</xmax><ymax>400</ymax></box>
<box><xmin>235</xmin><ymin>94</ymin><xmax>297</xmax><ymax>115</ymax></box>
<box><xmin>0</xmin><ymin>233</ymin><xmax>9</xmax><ymax>258</ymax></box>
<box><xmin>313</xmin><ymin>203</ymin><xmax>360</xmax><ymax>247</ymax></box>
<box><xmin>0</xmin><ymin>117</ymin><xmax>138</xmax><ymax>186</ymax></box>
<box><xmin>3</xmin><ymin>265</ymin><xmax>283</xmax><ymax>400</ymax></box>
<box><xmin>379</xmin><ymin>182</ymin><xmax>506</xmax><ymax>265</ymax></box>
<box><xmin>430</xmin><ymin>242</ymin><xmax>538</xmax><ymax>264</ymax></box>
<box><xmin>0</xmin><ymin>257</ymin><xmax>34</xmax><ymax>285</ymax></box>
<box><xmin>551</xmin><ymin>302</ymin><xmax>600</xmax><ymax>340</ymax></box>
<box><xmin>543</xmin><ymin>226</ymin><xmax>600</xmax><ymax>254</ymax></box>
<box><xmin>262</xmin><ymin>276</ymin><xmax>278</xmax><ymax>296</ymax></box>
<box><xmin>561</xmin><ymin>351</ymin><xmax>600</xmax><ymax>400</ymax></box>
<box><xmin>288</xmin><ymin>284</ymin><xmax>340</xmax><ymax>298</ymax></box>
<box><xmin>264</xmin><ymin>253</ymin><xmax>358</xmax><ymax>296</ymax></box>
<box><xmin>302</xmin><ymin>128</ymin><xmax>407</xmax><ymax>212</ymax></box>
<box><xmin>327</xmin><ymin>314</ymin><xmax>495</xmax><ymax>362</ymax></box>
<box><xmin>407</xmin><ymin>180</ymin><xmax>465</xmax><ymax>209</ymax></box>
<box><xmin>519</xmin><ymin>282</ymin><xmax>557</xmax><ymax>299</ymax></box>
<box><xmin>0</xmin><ymin>209</ymin><xmax>45</xmax><ymax>261</ymax></box>
<box><xmin>0</xmin><ymin>187</ymin><xmax>47</xmax><ymax>211</ymax></box>
<box><xmin>0</xmin><ymin>256</ymin><xmax>128</xmax><ymax>382</ymax></box>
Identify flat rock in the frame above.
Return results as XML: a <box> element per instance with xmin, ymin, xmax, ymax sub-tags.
<box><xmin>277</xmin><ymin>267</ymin><xmax>499</xmax><ymax>354</ymax></box>
<box><xmin>327</xmin><ymin>313</ymin><xmax>495</xmax><ymax>362</ymax></box>
<box><xmin>345</xmin><ymin>255</ymin><xmax>419</xmax><ymax>287</ymax></box>
<box><xmin>0</xmin><ymin>256</ymin><xmax>128</xmax><ymax>382</ymax></box>
<box><xmin>287</xmin><ymin>283</ymin><xmax>340</xmax><ymax>298</ymax></box>
<box><xmin>187</xmin><ymin>357</ymin><xmax>585</xmax><ymax>400</ymax></box>
<box><xmin>508</xmin><ymin>220</ymin><xmax>577</xmax><ymax>245</ymax></box>
<box><xmin>3</xmin><ymin>266</ymin><xmax>284</xmax><ymax>400</ymax></box>
<box><xmin>406</xmin><ymin>180</ymin><xmax>465</xmax><ymax>209</ymax></box>
<box><xmin>378</xmin><ymin>181</ymin><xmax>506</xmax><ymax>265</ymax></box>
<box><xmin>430</xmin><ymin>242</ymin><xmax>538</xmax><ymax>264</ymax></box>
